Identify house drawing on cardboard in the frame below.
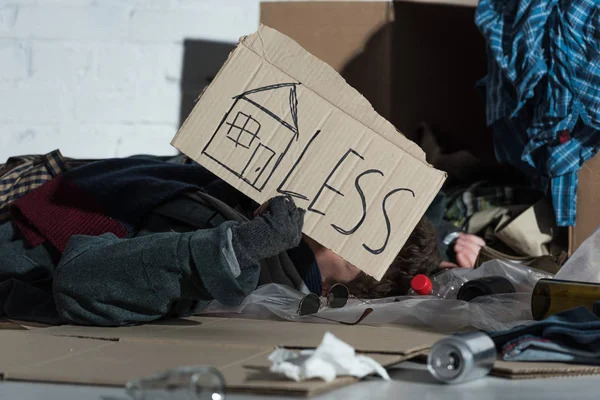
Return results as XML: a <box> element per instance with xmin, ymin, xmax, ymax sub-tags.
<box><xmin>202</xmin><ymin>83</ymin><xmax>300</xmax><ymax>192</ymax></box>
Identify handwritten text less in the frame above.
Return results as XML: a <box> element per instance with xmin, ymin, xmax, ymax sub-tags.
<box><xmin>277</xmin><ymin>130</ymin><xmax>415</xmax><ymax>255</ymax></box>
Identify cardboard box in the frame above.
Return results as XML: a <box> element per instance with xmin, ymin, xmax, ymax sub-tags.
<box><xmin>261</xmin><ymin>0</ymin><xmax>491</xmax><ymax>160</ymax></box>
<box><xmin>261</xmin><ymin>1</ymin><xmax>395</xmax><ymax>122</ymax></box>
<box><xmin>171</xmin><ymin>24</ymin><xmax>446</xmax><ymax>280</ymax></box>
<box><xmin>261</xmin><ymin>0</ymin><xmax>600</xmax><ymax>254</ymax></box>
<box><xmin>571</xmin><ymin>154</ymin><xmax>600</xmax><ymax>254</ymax></box>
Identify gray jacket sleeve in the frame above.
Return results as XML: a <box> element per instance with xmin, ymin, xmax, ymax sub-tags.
<box><xmin>53</xmin><ymin>221</ymin><xmax>259</xmax><ymax>326</ymax></box>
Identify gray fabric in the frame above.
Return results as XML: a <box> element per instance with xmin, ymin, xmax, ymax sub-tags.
<box><xmin>502</xmin><ymin>335</ymin><xmax>600</xmax><ymax>364</ymax></box>
<box><xmin>0</xmin><ymin>190</ymin><xmax>309</xmax><ymax>326</ymax></box>
<box><xmin>180</xmin><ymin>192</ymin><xmax>309</xmax><ymax>293</ymax></box>
<box><xmin>0</xmin><ymin>222</ymin><xmax>61</xmax><ymax>324</ymax></box>
<box><xmin>51</xmin><ymin>193</ymin><xmax>308</xmax><ymax>326</ymax></box>
<box><xmin>53</xmin><ymin>222</ymin><xmax>259</xmax><ymax>326</ymax></box>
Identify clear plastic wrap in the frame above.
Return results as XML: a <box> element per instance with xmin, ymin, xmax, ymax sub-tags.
<box><xmin>433</xmin><ymin>257</ymin><xmax>553</xmax><ymax>298</ymax></box>
<box><xmin>198</xmin><ymin>260</ymin><xmax>553</xmax><ymax>332</ymax></box>
<box><xmin>555</xmin><ymin>225</ymin><xmax>600</xmax><ymax>283</ymax></box>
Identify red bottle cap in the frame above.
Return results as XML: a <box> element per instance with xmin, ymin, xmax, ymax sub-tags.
<box><xmin>411</xmin><ymin>274</ymin><xmax>433</xmax><ymax>295</ymax></box>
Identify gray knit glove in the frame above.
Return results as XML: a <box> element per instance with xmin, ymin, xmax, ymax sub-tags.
<box><xmin>231</xmin><ymin>196</ymin><xmax>305</xmax><ymax>268</ymax></box>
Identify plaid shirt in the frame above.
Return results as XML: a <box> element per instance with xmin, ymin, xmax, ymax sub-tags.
<box><xmin>0</xmin><ymin>150</ymin><xmax>70</xmax><ymax>223</ymax></box>
<box><xmin>475</xmin><ymin>0</ymin><xmax>600</xmax><ymax>226</ymax></box>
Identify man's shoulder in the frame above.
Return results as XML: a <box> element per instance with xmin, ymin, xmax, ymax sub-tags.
<box><xmin>134</xmin><ymin>190</ymin><xmax>250</xmax><ymax>237</ymax></box>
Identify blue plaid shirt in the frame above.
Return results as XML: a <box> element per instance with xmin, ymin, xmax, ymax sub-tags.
<box><xmin>475</xmin><ymin>0</ymin><xmax>600</xmax><ymax>226</ymax></box>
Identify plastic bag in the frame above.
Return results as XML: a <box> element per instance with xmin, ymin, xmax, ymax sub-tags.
<box><xmin>198</xmin><ymin>260</ymin><xmax>553</xmax><ymax>331</ymax></box>
<box><xmin>433</xmin><ymin>256</ymin><xmax>553</xmax><ymax>298</ymax></box>
<box><xmin>555</xmin><ymin>225</ymin><xmax>600</xmax><ymax>283</ymax></box>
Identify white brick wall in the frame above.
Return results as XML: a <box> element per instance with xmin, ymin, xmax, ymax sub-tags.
<box><xmin>0</xmin><ymin>0</ymin><xmax>261</xmax><ymax>161</ymax></box>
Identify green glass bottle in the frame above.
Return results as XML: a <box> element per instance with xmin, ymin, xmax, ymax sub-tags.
<box><xmin>531</xmin><ymin>278</ymin><xmax>600</xmax><ymax>320</ymax></box>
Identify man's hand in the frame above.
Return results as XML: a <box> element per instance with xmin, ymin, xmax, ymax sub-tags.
<box><xmin>258</xmin><ymin>196</ymin><xmax>305</xmax><ymax>248</ymax></box>
<box><xmin>232</xmin><ymin>196</ymin><xmax>305</xmax><ymax>268</ymax></box>
<box><xmin>440</xmin><ymin>233</ymin><xmax>485</xmax><ymax>269</ymax></box>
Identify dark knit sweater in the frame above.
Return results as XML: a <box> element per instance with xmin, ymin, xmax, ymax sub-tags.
<box><xmin>288</xmin><ymin>240</ymin><xmax>322</xmax><ymax>295</ymax></box>
<box><xmin>11</xmin><ymin>158</ymin><xmax>221</xmax><ymax>252</ymax></box>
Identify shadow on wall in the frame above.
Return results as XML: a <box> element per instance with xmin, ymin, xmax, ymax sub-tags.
<box><xmin>339</xmin><ymin>1</ymin><xmax>527</xmax><ymax>186</ymax></box>
<box><xmin>391</xmin><ymin>1</ymin><xmax>490</xmax><ymax>157</ymax></box>
<box><xmin>339</xmin><ymin>1</ymin><xmax>490</xmax><ymax>156</ymax></box>
<box><xmin>340</xmin><ymin>22</ymin><xmax>394</xmax><ymax>123</ymax></box>
<box><xmin>179</xmin><ymin>39</ymin><xmax>236</xmax><ymax>126</ymax></box>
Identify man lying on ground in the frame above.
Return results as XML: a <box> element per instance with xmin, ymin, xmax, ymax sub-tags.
<box><xmin>0</xmin><ymin>156</ymin><xmax>479</xmax><ymax>327</ymax></box>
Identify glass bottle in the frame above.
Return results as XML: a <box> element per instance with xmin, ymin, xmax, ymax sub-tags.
<box><xmin>125</xmin><ymin>366</ymin><xmax>225</xmax><ymax>400</ymax></box>
<box><xmin>531</xmin><ymin>278</ymin><xmax>600</xmax><ymax>320</ymax></box>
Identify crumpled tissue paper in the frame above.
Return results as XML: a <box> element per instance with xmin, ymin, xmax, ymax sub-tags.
<box><xmin>268</xmin><ymin>332</ymin><xmax>391</xmax><ymax>382</ymax></box>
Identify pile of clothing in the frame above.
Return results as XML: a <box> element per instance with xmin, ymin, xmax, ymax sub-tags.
<box><xmin>0</xmin><ymin>151</ymin><xmax>319</xmax><ymax>327</ymax></box>
<box><xmin>492</xmin><ymin>306</ymin><xmax>600</xmax><ymax>365</ymax></box>
<box><xmin>426</xmin><ymin>180</ymin><xmax>567</xmax><ymax>273</ymax></box>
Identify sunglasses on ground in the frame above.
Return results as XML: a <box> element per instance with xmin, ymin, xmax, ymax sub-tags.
<box><xmin>297</xmin><ymin>283</ymin><xmax>373</xmax><ymax>326</ymax></box>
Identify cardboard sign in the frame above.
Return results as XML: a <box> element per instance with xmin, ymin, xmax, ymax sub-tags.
<box><xmin>171</xmin><ymin>25</ymin><xmax>446</xmax><ymax>280</ymax></box>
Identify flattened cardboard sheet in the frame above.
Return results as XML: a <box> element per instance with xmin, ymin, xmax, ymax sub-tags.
<box><xmin>0</xmin><ymin>333</ymin><xmax>407</xmax><ymax>396</ymax></box>
<box><xmin>4</xmin><ymin>318</ymin><xmax>600</xmax><ymax>392</ymax></box>
<box><xmin>35</xmin><ymin>317</ymin><xmax>445</xmax><ymax>355</ymax></box>
<box><xmin>0</xmin><ymin>318</ymin><xmax>438</xmax><ymax>396</ymax></box>
<box><xmin>492</xmin><ymin>360</ymin><xmax>600</xmax><ymax>380</ymax></box>
<box><xmin>171</xmin><ymin>25</ymin><xmax>446</xmax><ymax>280</ymax></box>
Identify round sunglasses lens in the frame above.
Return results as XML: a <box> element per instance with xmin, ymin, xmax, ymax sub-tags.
<box><xmin>328</xmin><ymin>284</ymin><xmax>349</xmax><ymax>308</ymax></box>
<box><xmin>298</xmin><ymin>294</ymin><xmax>320</xmax><ymax>316</ymax></box>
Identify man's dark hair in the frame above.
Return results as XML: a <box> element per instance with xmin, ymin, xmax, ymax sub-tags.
<box><xmin>344</xmin><ymin>217</ymin><xmax>441</xmax><ymax>298</ymax></box>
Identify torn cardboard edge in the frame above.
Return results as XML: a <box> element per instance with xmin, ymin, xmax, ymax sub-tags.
<box><xmin>492</xmin><ymin>360</ymin><xmax>600</xmax><ymax>380</ymax></box>
<box><xmin>171</xmin><ymin>24</ymin><xmax>446</xmax><ymax>280</ymax></box>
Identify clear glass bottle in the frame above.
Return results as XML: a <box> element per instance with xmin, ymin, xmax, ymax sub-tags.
<box><xmin>125</xmin><ymin>366</ymin><xmax>225</xmax><ymax>400</ymax></box>
<box><xmin>531</xmin><ymin>278</ymin><xmax>600</xmax><ymax>320</ymax></box>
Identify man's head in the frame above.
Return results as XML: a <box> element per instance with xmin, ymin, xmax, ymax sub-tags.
<box><xmin>306</xmin><ymin>217</ymin><xmax>441</xmax><ymax>298</ymax></box>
